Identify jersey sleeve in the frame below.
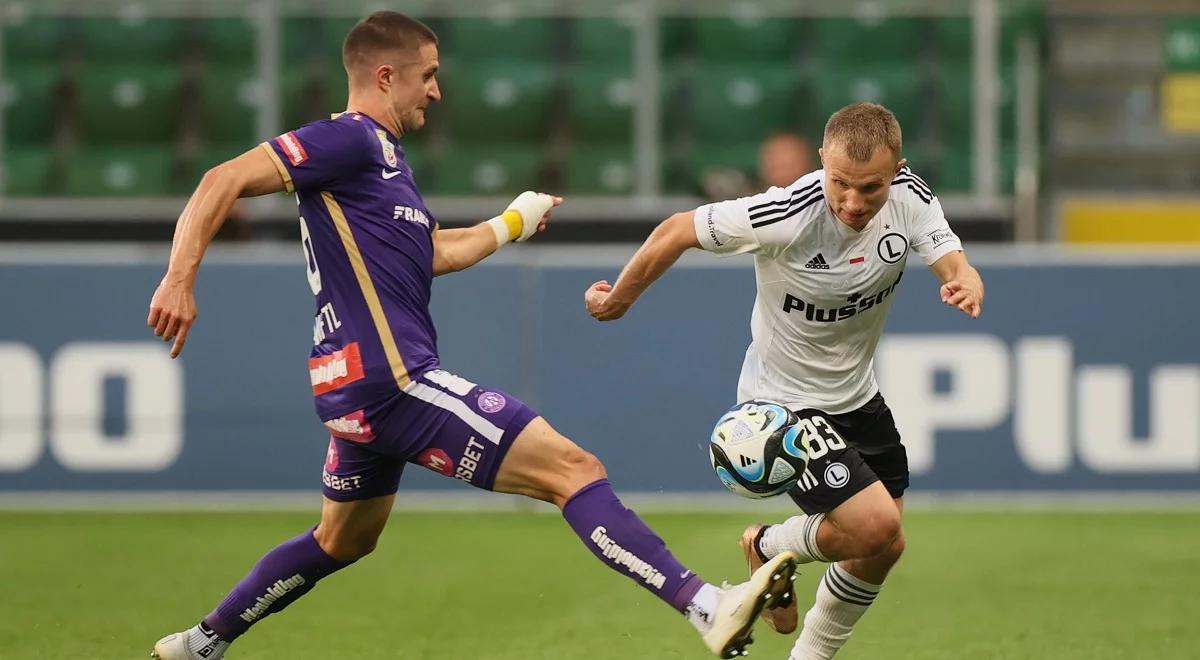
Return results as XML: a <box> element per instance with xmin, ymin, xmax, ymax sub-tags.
<box><xmin>908</xmin><ymin>197</ymin><xmax>963</xmax><ymax>265</ymax></box>
<box><xmin>693</xmin><ymin>186</ymin><xmax>805</xmax><ymax>258</ymax></box>
<box><xmin>260</xmin><ymin>119</ymin><xmax>370</xmax><ymax>193</ymax></box>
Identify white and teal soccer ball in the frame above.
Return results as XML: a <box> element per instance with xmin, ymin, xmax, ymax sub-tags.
<box><xmin>708</xmin><ymin>400</ymin><xmax>808</xmax><ymax>499</ymax></box>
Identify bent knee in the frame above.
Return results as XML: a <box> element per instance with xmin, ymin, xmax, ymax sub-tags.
<box><xmin>562</xmin><ymin>445</ymin><xmax>607</xmax><ymax>483</ymax></box>
<box><xmin>854</xmin><ymin>510</ymin><xmax>903</xmax><ymax>558</ymax></box>
<box><xmin>314</xmin><ymin>524</ymin><xmax>378</xmax><ymax>561</ymax></box>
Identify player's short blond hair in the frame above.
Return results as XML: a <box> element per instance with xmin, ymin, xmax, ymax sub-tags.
<box><xmin>342</xmin><ymin>11</ymin><xmax>438</xmax><ymax>75</ymax></box>
<box><xmin>822</xmin><ymin>102</ymin><xmax>903</xmax><ymax>162</ymax></box>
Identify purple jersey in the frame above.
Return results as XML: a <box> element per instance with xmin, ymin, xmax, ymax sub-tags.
<box><xmin>261</xmin><ymin>112</ymin><xmax>439</xmax><ymax>422</ymax></box>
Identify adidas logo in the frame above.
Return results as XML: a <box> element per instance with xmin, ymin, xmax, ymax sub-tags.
<box><xmin>804</xmin><ymin>253</ymin><xmax>831</xmax><ymax>270</ymax></box>
<box><xmin>739</xmin><ymin>455</ymin><xmax>759</xmax><ymax>467</ymax></box>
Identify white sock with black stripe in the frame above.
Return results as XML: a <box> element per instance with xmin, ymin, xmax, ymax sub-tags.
<box><xmin>758</xmin><ymin>513</ymin><xmax>829</xmax><ymax>564</ymax></box>
<box><xmin>789</xmin><ymin>563</ymin><xmax>881</xmax><ymax>660</ymax></box>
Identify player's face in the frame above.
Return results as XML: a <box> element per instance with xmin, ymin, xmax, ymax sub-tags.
<box><xmin>820</xmin><ymin>143</ymin><xmax>905</xmax><ymax>231</ymax></box>
<box><xmin>390</xmin><ymin>41</ymin><xmax>441</xmax><ymax>134</ymax></box>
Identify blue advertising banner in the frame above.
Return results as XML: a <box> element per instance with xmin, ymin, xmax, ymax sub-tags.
<box><xmin>1</xmin><ymin>247</ymin><xmax>1197</xmax><ymax>494</ymax></box>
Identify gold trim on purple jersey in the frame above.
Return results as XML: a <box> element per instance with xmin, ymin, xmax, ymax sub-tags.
<box><xmin>259</xmin><ymin>142</ymin><xmax>295</xmax><ymax>193</ymax></box>
<box><xmin>320</xmin><ymin>191</ymin><xmax>412</xmax><ymax>390</ymax></box>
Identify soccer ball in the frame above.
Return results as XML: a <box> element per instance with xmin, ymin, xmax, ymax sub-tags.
<box><xmin>708</xmin><ymin>400</ymin><xmax>808</xmax><ymax>499</ymax></box>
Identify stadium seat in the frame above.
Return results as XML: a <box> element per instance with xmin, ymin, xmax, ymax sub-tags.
<box><xmin>283</xmin><ymin>68</ymin><xmax>322</xmax><ymax>130</ymax></box>
<box><xmin>933</xmin><ymin>143</ymin><xmax>1016</xmax><ymax>194</ymax></box>
<box><xmin>1165</xmin><ymin>18</ymin><xmax>1200</xmax><ymax>72</ymax></box>
<box><xmin>74</xmin><ymin>64</ymin><xmax>182</xmax><ymax>144</ymax></box>
<box><xmin>678</xmin><ymin>141</ymin><xmax>762</xmax><ymax>194</ymax></box>
<box><xmin>79</xmin><ymin>17</ymin><xmax>187</xmax><ymax>60</ymax></box>
<box><xmin>445</xmin><ymin>17</ymin><xmax>555</xmax><ymax>60</ymax></box>
<box><xmin>811</xmin><ymin>63</ymin><xmax>922</xmax><ymax>138</ymax></box>
<box><xmin>441</xmin><ymin>62</ymin><xmax>555</xmax><ymax>140</ymax></box>
<box><xmin>563</xmin><ymin>145</ymin><xmax>636</xmax><ymax>195</ymax></box>
<box><xmin>428</xmin><ymin>144</ymin><xmax>543</xmax><ymax>196</ymax></box>
<box><xmin>4</xmin><ymin>64</ymin><xmax>59</xmax><ymax>146</ymax></box>
<box><xmin>694</xmin><ymin>15</ymin><xmax>801</xmax><ymax>60</ymax></box>
<box><xmin>814</xmin><ymin>17</ymin><xmax>925</xmax><ymax>63</ymax></box>
<box><xmin>4</xmin><ymin>147</ymin><xmax>54</xmax><ymax>196</ymax></box>
<box><xmin>936</xmin><ymin>64</ymin><xmax>1016</xmax><ymax>154</ymax></box>
<box><xmin>566</xmin><ymin>64</ymin><xmax>635</xmax><ymax>140</ymax></box>
<box><xmin>574</xmin><ymin>17</ymin><xmax>633</xmax><ymax>61</ymax></box>
<box><xmin>200</xmin><ymin>66</ymin><xmax>263</xmax><ymax>143</ymax></box>
<box><xmin>689</xmin><ymin>64</ymin><xmax>802</xmax><ymax>141</ymax></box>
<box><xmin>283</xmin><ymin>17</ymin><xmax>320</xmax><ymax>61</ymax></box>
<box><xmin>63</xmin><ymin>147</ymin><xmax>176</xmax><ymax>197</ymax></box>
<box><xmin>191</xmin><ymin>143</ymin><xmax>246</xmax><ymax>178</ymax></box>
<box><xmin>4</xmin><ymin>16</ymin><xmax>67</xmax><ymax>62</ymax></box>
<box><xmin>202</xmin><ymin>17</ymin><xmax>257</xmax><ymax>63</ymax></box>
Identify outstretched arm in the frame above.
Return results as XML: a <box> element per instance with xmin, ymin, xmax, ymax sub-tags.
<box><xmin>929</xmin><ymin>250</ymin><xmax>984</xmax><ymax>318</ymax></box>
<box><xmin>432</xmin><ymin>192</ymin><xmax>562</xmax><ymax>276</ymax></box>
<box><xmin>148</xmin><ymin>146</ymin><xmax>287</xmax><ymax>358</ymax></box>
<box><xmin>585</xmin><ymin>211</ymin><xmax>701</xmax><ymax>321</ymax></box>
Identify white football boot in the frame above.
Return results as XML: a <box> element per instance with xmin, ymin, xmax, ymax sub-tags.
<box><xmin>702</xmin><ymin>551</ymin><xmax>799</xmax><ymax>657</ymax></box>
<box><xmin>151</xmin><ymin>623</ymin><xmax>228</xmax><ymax>660</ymax></box>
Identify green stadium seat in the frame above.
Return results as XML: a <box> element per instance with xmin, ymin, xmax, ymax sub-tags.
<box><xmin>690</xmin><ymin>64</ymin><xmax>802</xmax><ymax>141</ymax></box>
<box><xmin>63</xmin><ymin>147</ymin><xmax>176</xmax><ymax>197</ymax></box>
<box><xmin>563</xmin><ymin>145</ymin><xmax>635</xmax><ymax>195</ymax></box>
<box><xmin>687</xmin><ymin>141</ymin><xmax>760</xmax><ymax>190</ymax></box>
<box><xmin>283</xmin><ymin>17</ymin><xmax>320</xmax><ymax>61</ymax></box>
<box><xmin>4</xmin><ymin>16</ymin><xmax>67</xmax><ymax>62</ymax></box>
<box><xmin>75</xmin><ymin>64</ymin><xmax>182</xmax><ymax>144</ymax></box>
<box><xmin>200</xmin><ymin>66</ymin><xmax>262</xmax><ymax>143</ymax></box>
<box><xmin>79</xmin><ymin>18</ymin><xmax>187</xmax><ymax>60</ymax></box>
<box><xmin>814</xmin><ymin>17</ymin><xmax>925</xmax><ymax>63</ymax></box>
<box><xmin>428</xmin><ymin>144</ymin><xmax>543</xmax><ymax>195</ymax></box>
<box><xmin>1165</xmin><ymin>18</ymin><xmax>1200</xmax><ymax>72</ymax></box>
<box><xmin>567</xmin><ymin>64</ymin><xmax>634</xmax><ymax>140</ymax></box>
<box><xmin>445</xmin><ymin>17</ymin><xmax>555</xmax><ymax>60</ymax></box>
<box><xmin>283</xmin><ymin>68</ymin><xmax>322</xmax><ymax>130</ymax></box>
<box><xmin>4</xmin><ymin>64</ymin><xmax>60</xmax><ymax>146</ymax></box>
<box><xmin>574</xmin><ymin>18</ymin><xmax>633</xmax><ymax>61</ymax></box>
<box><xmin>933</xmin><ymin>143</ymin><xmax>1016</xmax><ymax>194</ymax></box>
<box><xmin>4</xmin><ymin>147</ymin><xmax>55</xmax><ymax>196</ymax></box>
<box><xmin>202</xmin><ymin>17</ymin><xmax>257</xmax><ymax>63</ymax></box>
<box><xmin>936</xmin><ymin>64</ymin><xmax>1016</xmax><ymax>154</ymax></box>
<box><xmin>191</xmin><ymin>143</ymin><xmax>246</xmax><ymax>177</ymax></box>
<box><xmin>811</xmin><ymin>63</ymin><xmax>922</xmax><ymax>139</ymax></box>
<box><xmin>695</xmin><ymin>16</ymin><xmax>801</xmax><ymax>60</ymax></box>
<box><xmin>441</xmin><ymin>62</ymin><xmax>555</xmax><ymax>140</ymax></box>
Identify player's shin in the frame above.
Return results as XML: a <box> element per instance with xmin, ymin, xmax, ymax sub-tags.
<box><xmin>790</xmin><ymin>563</ymin><xmax>881</xmax><ymax>660</ymax></box>
<box><xmin>203</xmin><ymin>527</ymin><xmax>355</xmax><ymax>642</ymax></box>
<box><xmin>560</xmin><ymin>479</ymin><xmax>706</xmax><ymax>613</ymax></box>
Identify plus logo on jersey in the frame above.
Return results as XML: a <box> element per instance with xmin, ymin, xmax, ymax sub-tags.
<box><xmin>782</xmin><ymin>272</ymin><xmax>904</xmax><ymax>323</ymax></box>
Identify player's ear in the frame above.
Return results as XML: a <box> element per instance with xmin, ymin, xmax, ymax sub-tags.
<box><xmin>894</xmin><ymin>156</ymin><xmax>907</xmax><ymax>174</ymax></box>
<box><xmin>376</xmin><ymin>64</ymin><xmax>395</xmax><ymax>90</ymax></box>
<box><xmin>817</xmin><ymin>147</ymin><xmax>824</xmax><ymax>166</ymax></box>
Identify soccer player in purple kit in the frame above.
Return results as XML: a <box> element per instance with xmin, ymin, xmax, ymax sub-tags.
<box><xmin>146</xmin><ymin>11</ymin><xmax>796</xmax><ymax>660</ymax></box>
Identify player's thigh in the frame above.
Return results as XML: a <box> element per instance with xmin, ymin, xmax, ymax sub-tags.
<box><xmin>491</xmin><ymin>416</ymin><xmax>607</xmax><ymax>506</ymax></box>
<box><xmin>833</xmin><ymin>393</ymin><xmax>910</xmax><ymax>499</ymax></box>
<box><xmin>314</xmin><ymin>492</ymin><xmax>395</xmax><ymax>561</ymax></box>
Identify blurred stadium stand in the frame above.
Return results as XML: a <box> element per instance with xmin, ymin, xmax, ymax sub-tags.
<box><xmin>0</xmin><ymin>0</ymin><xmax>1194</xmax><ymax>244</ymax></box>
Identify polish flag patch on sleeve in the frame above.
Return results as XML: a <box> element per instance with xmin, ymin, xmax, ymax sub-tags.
<box><xmin>275</xmin><ymin>131</ymin><xmax>309</xmax><ymax>166</ymax></box>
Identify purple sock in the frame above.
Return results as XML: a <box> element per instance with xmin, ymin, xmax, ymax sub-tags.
<box><xmin>561</xmin><ymin>479</ymin><xmax>705</xmax><ymax>613</ymax></box>
<box><xmin>203</xmin><ymin>527</ymin><xmax>353</xmax><ymax>641</ymax></box>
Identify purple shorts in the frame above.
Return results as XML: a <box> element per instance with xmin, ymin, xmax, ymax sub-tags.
<box><xmin>319</xmin><ymin>368</ymin><xmax>538</xmax><ymax>501</ymax></box>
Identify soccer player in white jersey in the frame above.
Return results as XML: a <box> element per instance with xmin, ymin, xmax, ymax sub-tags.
<box><xmin>584</xmin><ymin>102</ymin><xmax>984</xmax><ymax>659</ymax></box>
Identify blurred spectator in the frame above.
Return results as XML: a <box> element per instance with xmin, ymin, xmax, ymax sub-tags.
<box><xmin>758</xmin><ymin>131</ymin><xmax>814</xmax><ymax>190</ymax></box>
<box><xmin>700</xmin><ymin>131</ymin><xmax>815</xmax><ymax>200</ymax></box>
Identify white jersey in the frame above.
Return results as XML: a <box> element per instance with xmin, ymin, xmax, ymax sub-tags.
<box><xmin>693</xmin><ymin>167</ymin><xmax>962</xmax><ymax>414</ymax></box>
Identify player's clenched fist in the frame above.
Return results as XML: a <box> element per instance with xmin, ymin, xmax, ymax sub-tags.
<box><xmin>147</xmin><ymin>275</ymin><xmax>197</xmax><ymax>359</ymax></box>
<box><xmin>585</xmin><ymin>280</ymin><xmax>631</xmax><ymax>321</ymax></box>
<box><xmin>487</xmin><ymin>191</ymin><xmax>563</xmax><ymax>247</ymax></box>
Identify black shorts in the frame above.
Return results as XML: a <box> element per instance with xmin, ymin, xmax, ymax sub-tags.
<box><xmin>786</xmin><ymin>392</ymin><xmax>909</xmax><ymax>515</ymax></box>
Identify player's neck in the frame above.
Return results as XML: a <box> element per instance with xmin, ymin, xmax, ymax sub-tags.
<box><xmin>346</xmin><ymin>100</ymin><xmax>403</xmax><ymax>139</ymax></box>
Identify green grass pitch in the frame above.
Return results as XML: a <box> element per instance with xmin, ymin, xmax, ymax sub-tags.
<box><xmin>2</xmin><ymin>510</ymin><xmax>1198</xmax><ymax>659</ymax></box>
